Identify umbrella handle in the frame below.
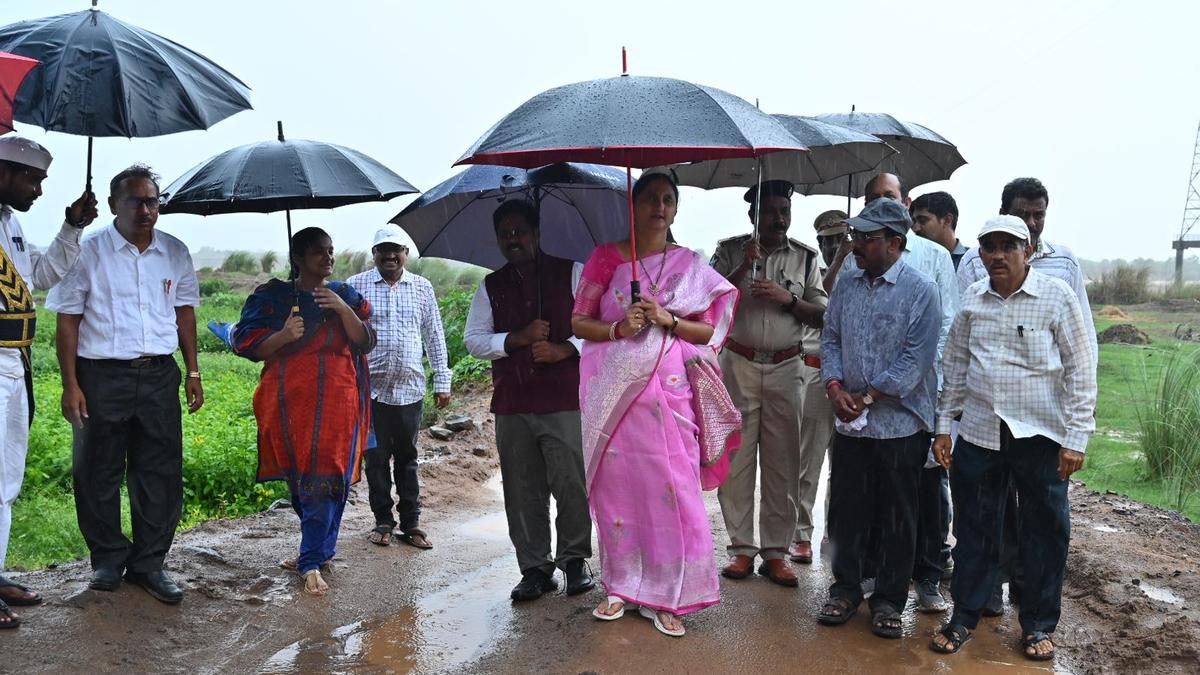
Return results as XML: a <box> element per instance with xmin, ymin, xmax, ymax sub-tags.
<box><xmin>85</xmin><ymin>136</ymin><xmax>93</xmax><ymax>194</ymax></box>
<box><xmin>626</xmin><ymin>167</ymin><xmax>640</xmax><ymax>303</ymax></box>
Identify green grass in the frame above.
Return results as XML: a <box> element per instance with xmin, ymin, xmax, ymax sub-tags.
<box><xmin>1075</xmin><ymin>310</ymin><xmax>1200</xmax><ymax>522</ymax></box>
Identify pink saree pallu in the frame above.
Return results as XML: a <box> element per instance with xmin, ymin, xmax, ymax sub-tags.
<box><xmin>574</xmin><ymin>243</ymin><xmax>739</xmax><ymax>615</ymax></box>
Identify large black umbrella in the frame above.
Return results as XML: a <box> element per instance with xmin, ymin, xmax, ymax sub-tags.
<box><xmin>392</xmin><ymin>162</ymin><xmax>628</xmax><ymax>270</ymax></box>
<box><xmin>665</xmin><ymin>114</ymin><xmax>896</xmax><ymax>189</ymax></box>
<box><xmin>800</xmin><ymin>111</ymin><xmax>966</xmax><ymax>199</ymax></box>
<box><xmin>0</xmin><ymin>4</ymin><xmax>252</xmax><ymax>190</ymax></box>
<box><xmin>161</xmin><ymin>122</ymin><xmax>418</xmax><ymax>239</ymax></box>
<box><xmin>456</xmin><ymin>64</ymin><xmax>806</xmax><ymax>298</ymax></box>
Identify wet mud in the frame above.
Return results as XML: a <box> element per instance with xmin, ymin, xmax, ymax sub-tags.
<box><xmin>2</xmin><ymin>391</ymin><xmax>1197</xmax><ymax>674</ymax></box>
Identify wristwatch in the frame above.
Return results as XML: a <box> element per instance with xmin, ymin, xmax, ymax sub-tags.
<box><xmin>861</xmin><ymin>392</ymin><xmax>874</xmax><ymax>406</ymax></box>
<box><xmin>783</xmin><ymin>292</ymin><xmax>799</xmax><ymax>311</ymax></box>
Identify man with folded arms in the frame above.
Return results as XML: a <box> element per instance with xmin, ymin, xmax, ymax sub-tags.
<box><xmin>816</xmin><ymin>198</ymin><xmax>940</xmax><ymax>638</ymax></box>
<box><xmin>709</xmin><ymin>180</ymin><xmax>826</xmax><ymax>586</ymax></box>
<box><xmin>930</xmin><ymin>215</ymin><xmax>1095</xmax><ymax>662</ymax></box>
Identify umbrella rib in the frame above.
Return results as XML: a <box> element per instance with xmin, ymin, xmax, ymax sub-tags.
<box><xmin>416</xmin><ymin>190</ymin><xmax>501</xmax><ymax>255</ymax></box>
<box><xmin>37</xmin><ymin>14</ymin><xmax>96</xmax><ymax>132</ymax></box>
<box><xmin>330</xmin><ymin>145</ymin><xmax>383</xmax><ymax>197</ymax></box>
<box><xmin>113</xmin><ymin>19</ymin><xmax>205</xmax><ymax>131</ymax></box>
<box><xmin>552</xmin><ymin>187</ymin><xmax>602</xmax><ymax>248</ymax></box>
<box><xmin>94</xmin><ymin>16</ymin><xmax>137</xmax><ymax>137</ymax></box>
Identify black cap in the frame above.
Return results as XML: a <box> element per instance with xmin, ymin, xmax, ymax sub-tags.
<box><xmin>744</xmin><ymin>179</ymin><xmax>795</xmax><ymax>204</ymax></box>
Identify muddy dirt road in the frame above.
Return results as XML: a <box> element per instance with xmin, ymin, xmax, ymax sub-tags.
<box><xmin>3</xmin><ymin>396</ymin><xmax>1198</xmax><ymax>674</ymax></box>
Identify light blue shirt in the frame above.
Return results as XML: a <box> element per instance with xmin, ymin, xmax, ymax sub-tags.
<box><xmin>822</xmin><ymin>259</ymin><xmax>942</xmax><ymax>439</ymax></box>
<box><xmin>839</xmin><ymin>233</ymin><xmax>958</xmax><ymax>386</ymax></box>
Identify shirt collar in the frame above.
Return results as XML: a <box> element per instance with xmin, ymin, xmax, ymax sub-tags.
<box><xmin>105</xmin><ymin>220</ymin><xmax>162</xmax><ymax>253</ymax></box>
<box><xmin>370</xmin><ymin>267</ymin><xmax>410</xmax><ymax>284</ymax></box>
<box><xmin>981</xmin><ymin>266</ymin><xmax>1044</xmax><ymax>298</ymax></box>
<box><xmin>952</xmin><ymin>240</ymin><xmax>968</xmax><ymax>255</ymax></box>
<box><xmin>852</xmin><ymin>258</ymin><xmax>904</xmax><ymax>285</ymax></box>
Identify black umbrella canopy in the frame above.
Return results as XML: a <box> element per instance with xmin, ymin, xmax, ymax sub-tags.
<box><xmin>455</xmin><ymin>75</ymin><xmax>805</xmax><ymax>169</ymax></box>
<box><xmin>160</xmin><ymin>125</ymin><xmax>418</xmax><ymax>215</ymax></box>
<box><xmin>0</xmin><ymin>7</ymin><xmax>252</xmax><ymax>138</ymax></box>
<box><xmin>799</xmin><ymin>111</ymin><xmax>965</xmax><ymax>198</ymax></box>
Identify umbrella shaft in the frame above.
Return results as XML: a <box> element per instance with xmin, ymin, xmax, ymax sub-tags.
<box><xmin>85</xmin><ymin>136</ymin><xmax>93</xmax><ymax>193</ymax></box>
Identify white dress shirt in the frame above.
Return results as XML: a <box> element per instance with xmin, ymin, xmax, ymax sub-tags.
<box><xmin>936</xmin><ymin>268</ymin><xmax>1097</xmax><ymax>453</ymax></box>
<box><xmin>464</xmin><ymin>262</ymin><xmax>584</xmax><ymax>360</ymax></box>
<box><xmin>840</xmin><ymin>232</ymin><xmax>959</xmax><ymax>382</ymax></box>
<box><xmin>45</xmin><ymin>223</ymin><xmax>199</xmax><ymax>359</ymax></box>
<box><xmin>0</xmin><ymin>207</ymin><xmax>82</xmax><ymax>378</ymax></box>
<box><xmin>346</xmin><ymin>268</ymin><xmax>450</xmax><ymax>406</ymax></box>
<box><xmin>957</xmin><ymin>238</ymin><xmax>1097</xmax><ymax>356</ymax></box>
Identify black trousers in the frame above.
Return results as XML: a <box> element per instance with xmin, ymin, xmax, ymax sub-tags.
<box><xmin>365</xmin><ymin>400</ymin><xmax>423</xmax><ymax>531</ymax></box>
<box><xmin>914</xmin><ymin>464</ymin><xmax>952</xmax><ymax>584</ymax></box>
<box><xmin>949</xmin><ymin>429</ymin><xmax>1069</xmax><ymax>634</ymax></box>
<box><xmin>827</xmin><ymin>430</ymin><xmax>928</xmax><ymax>611</ymax></box>
<box><xmin>72</xmin><ymin>357</ymin><xmax>183</xmax><ymax>574</ymax></box>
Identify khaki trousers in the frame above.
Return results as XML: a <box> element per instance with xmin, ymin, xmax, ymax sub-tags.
<box><xmin>792</xmin><ymin>362</ymin><xmax>834</xmax><ymax>542</ymax></box>
<box><xmin>717</xmin><ymin>350</ymin><xmax>803</xmax><ymax>560</ymax></box>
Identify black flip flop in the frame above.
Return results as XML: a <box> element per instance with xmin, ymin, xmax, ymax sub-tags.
<box><xmin>399</xmin><ymin>528</ymin><xmax>433</xmax><ymax>550</ymax></box>
<box><xmin>1022</xmin><ymin>631</ymin><xmax>1056</xmax><ymax>661</ymax></box>
<box><xmin>929</xmin><ymin>622</ymin><xmax>972</xmax><ymax>654</ymax></box>
<box><xmin>0</xmin><ymin>598</ymin><xmax>20</xmax><ymax>630</ymax></box>
<box><xmin>817</xmin><ymin>596</ymin><xmax>858</xmax><ymax>626</ymax></box>
<box><xmin>871</xmin><ymin>605</ymin><xmax>903</xmax><ymax>639</ymax></box>
<box><xmin>0</xmin><ymin>576</ymin><xmax>42</xmax><ymax>607</ymax></box>
<box><xmin>368</xmin><ymin>525</ymin><xmax>393</xmax><ymax>547</ymax></box>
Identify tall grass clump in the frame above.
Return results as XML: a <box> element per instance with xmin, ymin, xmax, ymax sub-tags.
<box><xmin>1135</xmin><ymin>348</ymin><xmax>1200</xmax><ymax>512</ymax></box>
<box><xmin>1088</xmin><ymin>264</ymin><xmax>1150</xmax><ymax>305</ymax></box>
<box><xmin>221</xmin><ymin>251</ymin><xmax>258</xmax><ymax>274</ymax></box>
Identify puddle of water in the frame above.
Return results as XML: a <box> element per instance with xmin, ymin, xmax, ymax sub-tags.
<box><xmin>1140</xmin><ymin>583</ymin><xmax>1184</xmax><ymax>605</ymax></box>
<box><xmin>259</xmin><ymin>557</ymin><xmax>516</xmax><ymax>674</ymax></box>
<box><xmin>1089</xmin><ymin>524</ymin><xmax>1122</xmax><ymax>533</ymax></box>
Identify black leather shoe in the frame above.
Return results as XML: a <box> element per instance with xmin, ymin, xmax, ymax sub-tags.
<box><xmin>564</xmin><ymin>559</ymin><xmax>596</xmax><ymax>596</ymax></box>
<box><xmin>510</xmin><ymin>569</ymin><xmax>557</xmax><ymax>602</ymax></box>
<box><xmin>124</xmin><ymin>570</ymin><xmax>183</xmax><ymax>605</ymax></box>
<box><xmin>88</xmin><ymin>567</ymin><xmax>123</xmax><ymax>592</ymax></box>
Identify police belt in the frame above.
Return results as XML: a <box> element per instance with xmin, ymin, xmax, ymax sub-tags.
<box><xmin>0</xmin><ymin>309</ymin><xmax>35</xmax><ymax>348</ymax></box>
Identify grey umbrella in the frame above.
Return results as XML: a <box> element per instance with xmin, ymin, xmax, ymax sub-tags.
<box><xmin>392</xmin><ymin>162</ymin><xmax>628</xmax><ymax>271</ymax></box>
<box><xmin>664</xmin><ymin>114</ymin><xmax>896</xmax><ymax>189</ymax></box>
<box><xmin>799</xmin><ymin>111</ymin><xmax>966</xmax><ymax>199</ymax></box>
<box><xmin>0</xmin><ymin>2</ymin><xmax>252</xmax><ymax>191</ymax></box>
<box><xmin>161</xmin><ymin>122</ymin><xmax>418</xmax><ymax>239</ymax></box>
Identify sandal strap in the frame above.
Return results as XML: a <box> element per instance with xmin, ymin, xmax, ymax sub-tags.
<box><xmin>821</xmin><ymin>597</ymin><xmax>854</xmax><ymax>614</ymax></box>
<box><xmin>0</xmin><ymin>577</ymin><xmax>27</xmax><ymax>592</ymax></box>
<box><xmin>1023</xmin><ymin>631</ymin><xmax>1052</xmax><ymax>645</ymax></box>
<box><xmin>939</xmin><ymin>623</ymin><xmax>970</xmax><ymax>646</ymax></box>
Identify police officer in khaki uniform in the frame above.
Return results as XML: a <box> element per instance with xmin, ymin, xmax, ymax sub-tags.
<box><xmin>709</xmin><ymin>180</ymin><xmax>827</xmax><ymax>587</ymax></box>
<box><xmin>786</xmin><ymin>211</ymin><xmax>847</xmax><ymax>565</ymax></box>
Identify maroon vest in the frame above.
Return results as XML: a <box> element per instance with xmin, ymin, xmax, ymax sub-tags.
<box><xmin>484</xmin><ymin>254</ymin><xmax>580</xmax><ymax>415</ymax></box>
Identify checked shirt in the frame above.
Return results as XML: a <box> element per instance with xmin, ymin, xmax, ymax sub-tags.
<box><xmin>936</xmin><ymin>268</ymin><xmax>1097</xmax><ymax>452</ymax></box>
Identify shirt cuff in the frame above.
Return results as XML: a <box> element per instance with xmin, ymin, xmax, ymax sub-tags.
<box><xmin>55</xmin><ymin>220</ymin><xmax>83</xmax><ymax>243</ymax></box>
<box><xmin>1063</xmin><ymin>431</ymin><xmax>1090</xmax><ymax>454</ymax></box>
<box><xmin>935</xmin><ymin>416</ymin><xmax>955</xmax><ymax>436</ymax></box>
<box><xmin>490</xmin><ymin>333</ymin><xmax>509</xmax><ymax>359</ymax></box>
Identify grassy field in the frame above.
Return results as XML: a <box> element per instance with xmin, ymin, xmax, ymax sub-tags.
<box><xmin>8</xmin><ymin>282</ymin><xmax>490</xmax><ymax>571</ymax></box>
<box><xmin>1080</xmin><ymin>308</ymin><xmax>1200</xmax><ymax>522</ymax></box>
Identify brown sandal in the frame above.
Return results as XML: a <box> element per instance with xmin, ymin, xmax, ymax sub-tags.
<box><xmin>0</xmin><ymin>599</ymin><xmax>20</xmax><ymax>629</ymax></box>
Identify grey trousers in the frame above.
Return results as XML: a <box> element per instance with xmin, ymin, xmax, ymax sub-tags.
<box><xmin>792</xmin><ymin>361</ymin><xmax>834</xmax><ymax>542</ymax></box>
<box><xmin>495</xmin><ymin>410</ymin><xmax>592</xmax><ymax>576</ymax></box>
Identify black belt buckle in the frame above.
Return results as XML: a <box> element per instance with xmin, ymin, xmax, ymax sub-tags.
<box><xmin>129</xmin><ymin>356</ymin><xmax>159</xmax><ymax>368</ymax></box>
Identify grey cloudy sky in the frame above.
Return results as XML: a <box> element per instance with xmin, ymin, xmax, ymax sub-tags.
<box><xmin>2</xmin><ymin>0</ymin><xmax>1195</xmax><ymax>263</ymax></box>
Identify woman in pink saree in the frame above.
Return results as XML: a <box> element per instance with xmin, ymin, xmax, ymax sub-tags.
<box><xmin>572</xmin><ymin>172</ymin><xmax>739</xmax><ymax>637</ymax></box>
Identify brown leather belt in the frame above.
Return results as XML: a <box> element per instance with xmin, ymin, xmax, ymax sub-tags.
<box><xmin>726</xmin><ymin>338</ymin><xmax>819</xmax><ymax>368</ymax></box>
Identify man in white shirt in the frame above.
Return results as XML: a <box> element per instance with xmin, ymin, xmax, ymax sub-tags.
<box><xmin>347</xmin><ymin>229</ymin><xmax>451</xmax><ymax>551</ymax></box>
<box><xmin>463</xmin><ymin>199</ymin><xmax>593</xmax><ymax>601</ymax></box>
<box><xmin>48</xmin><ymin>164</ymin><xmax>202</xmax><ymax>605</ymax></box>
<box><xmin>0</xmin><ymin>136</ymin><xmax>97</xmax><ymax>628</ymax></box>
<box><xmin>930</xmin><ymin>216</ymin><xmax>1096</xmax><ymax>662</ymax></box>
<box><xmin>957</xmin><ymin>177</ymin><xmax>1096</xmax><ymax>616</ymax></box>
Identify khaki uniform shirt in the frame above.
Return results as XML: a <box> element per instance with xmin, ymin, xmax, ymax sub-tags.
<box><xmin>710</xmin><ymin>235</ymin><xmax>828</xmax><ymax>355</ymax></box>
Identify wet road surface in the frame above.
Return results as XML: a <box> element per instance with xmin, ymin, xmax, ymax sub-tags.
<box><xmin>265</xmin><ymin>474</ymin><xmax>1073</xmax><ymax>674</ymax></box>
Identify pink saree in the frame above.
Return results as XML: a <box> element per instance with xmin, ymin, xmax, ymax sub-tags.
<box><xmin>574</xmin><ymin>242</ymin><xmax>739</xmax><ymax>615</ymax></box>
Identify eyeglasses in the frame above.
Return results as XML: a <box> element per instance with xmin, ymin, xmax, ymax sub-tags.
<box><xmin>849</xmin><ymin>231</ymin><xmax>886</xmax><ymax>243</ymax></box>
<box><xmin>120</xmin><ymin>197</ymin><xmax>161</xmax><ymax>211</ymax></box>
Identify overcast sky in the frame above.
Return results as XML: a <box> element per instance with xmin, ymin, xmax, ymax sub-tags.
<box><xmin>1</xmin><ymin>0</ymin><xmax>1195</xmax><ymax>263</ymax></box>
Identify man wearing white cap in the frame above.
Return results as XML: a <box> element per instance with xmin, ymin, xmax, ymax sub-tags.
<box><xmin>347</xmin><ymin>229</ymin><xmax>450</xmax><ymax>550</ymax></box>
<box><xmin>930</xmin><ymin>216</ymin><xmax>1096</xmax><ymax>661</ymax></box>
<box><xmin>0</xmin><ymin>135</ymin><xmax>97</xmax><ymax>628</ymax></box>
